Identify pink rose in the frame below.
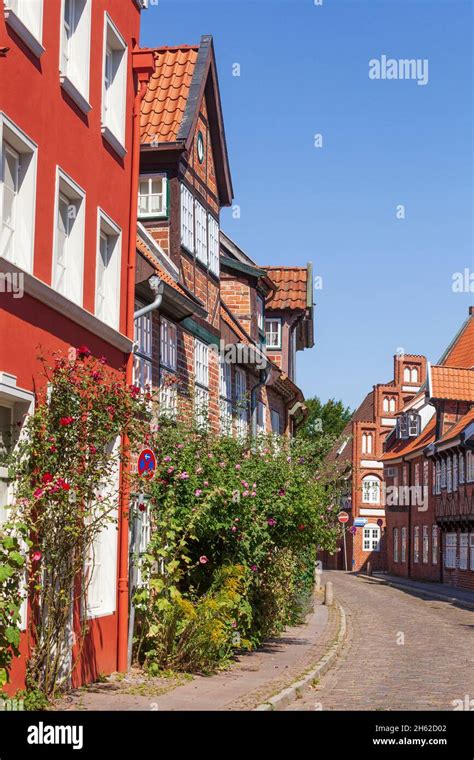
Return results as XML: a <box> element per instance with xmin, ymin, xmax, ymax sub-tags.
<box><xmin>199</xmin><ymin>556</ymin><xmax>209</xmax><ymax>565</ymax></box>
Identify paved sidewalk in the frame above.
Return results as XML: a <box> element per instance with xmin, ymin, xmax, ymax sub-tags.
<box><xmin>362</xmin><ymin>572</ymin><xmax>474</xmax><ymax>609</ymax></box>
<box><xmin>58</xmin><ymin>594</ymin><xmax>339</xmax><ymax>711</ymax></box>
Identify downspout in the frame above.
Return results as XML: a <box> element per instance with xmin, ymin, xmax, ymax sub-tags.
<box><xmin>117</xmin><ymin>70</ymin><xmax>149</xmax><ymax>675</ymax></box>
<box><xmin>126</xmin><ymin>276</ymin><xmax>163</xmax><ymax>669</ymax></box>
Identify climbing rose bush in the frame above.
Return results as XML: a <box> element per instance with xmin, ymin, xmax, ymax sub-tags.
<box><xmin>0</xmin><ymin>348</ymin><xmax>150</xmax><ymax>696</ymax></box>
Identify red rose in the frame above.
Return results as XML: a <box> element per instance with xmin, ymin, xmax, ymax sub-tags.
<box><xmin>138</xmin><ymin>503</ymin><xmax>146</xmax><ymax>512</ymax></box>
<box><xmin>42</xmin><ymin>472</ymin><xmax>53</xmax><ymax>484</ymax></box>
<box><xmin>298</xmin><ymin>524</ymin><xmax>305</xmax><ymax>531</ymax></box>
<box><xmin>59</xmin><ymin>416</ymin><xmax>74</xmax><ymax>426</ymax></box>
<box><xmin>77</xmin><ymin>345</ymin><xmax>91</xmax><ymax>359</ymax></box>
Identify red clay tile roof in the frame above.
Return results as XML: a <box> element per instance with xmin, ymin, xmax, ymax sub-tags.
<box><xmin>382</xmin><ymin>417</ymin><xmax>436</xmax><ymax>461</ymax></box>
<box><xmin>264</xmin><ymin>267</ymin><xmax>309</xmax><ymax>311</ymax></box>
<box><xmin>136</xmin><ymin>237</ymin><xmax>187</xmax><ymax>297</ymax></box>
<box><xmin>441</xmin><ymin>313</ymin><xmax>474</xmax><ymax>368</ymax></box>
<box><xmin>140</xmin><ymin>45</ymin><xmax>199</xmax><ymax>144</ymax></box>
<box><xmin>430</xmin><ymin>365</ymin><xmax>474</xmax><ymax>402</ymax></box>
<box><xmin>437</xmin><ymin>408</ymin><xmax>474</xmax><ymax>444</ymax></box>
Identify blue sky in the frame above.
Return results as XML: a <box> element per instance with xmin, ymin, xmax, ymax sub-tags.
<box><xmin>140</xmin><ymin>0</ymin><xmax>473</xmax><ymax>410</ymax></box>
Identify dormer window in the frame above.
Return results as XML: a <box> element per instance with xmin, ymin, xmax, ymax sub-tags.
<box><xmin>396</xmin><ymin>412</ymin><xmax>421</xmax><ymax>439</ymax></box>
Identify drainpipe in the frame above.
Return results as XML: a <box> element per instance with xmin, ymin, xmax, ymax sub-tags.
<box><xmin>134</xmin><ymin>275</ymin><xmax>164</xmax><ymax>320</ymax></box>
<box><xmin>251</xmin><ymin>367</ymin><xmax>270</xmax><ymax>438</ymax></box>
<box><xmin>117</xmin><ymin>68</ymin><xmax>150</xmax><ymax>675</ymax></box>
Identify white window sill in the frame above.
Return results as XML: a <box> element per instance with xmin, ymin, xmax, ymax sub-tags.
<box><xmin>4</xmin><ymin>9</ymin><xmax>45</xmax><ymax>59</ymax></box>
<box><xmin>138</xmin><ymin>212</ymin><xmax>168</xmax><ymax>220</ymax></box>
<box><xmin>60</xmin><ymin>74</ymin><xmax>92</xmax><ymax>115</ymax></box>
<box><xmin>101</xmin><ymin>125</ymin><xmax>127</xmax><ymax>158</ymax></box>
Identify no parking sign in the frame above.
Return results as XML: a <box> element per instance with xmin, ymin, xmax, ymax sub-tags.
<box><xmin>138</xmin><ymin>449</ymin><xmax>156</xmax><ymax>479</ymax></box>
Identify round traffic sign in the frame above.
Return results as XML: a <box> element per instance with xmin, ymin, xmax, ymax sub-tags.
<box><xmin>138</xmin><ymin>448</ymin><xmax>156</xmax><ymax>479</ymax></box>
<box><xmin>337</xmin><ymin>511</ymin><xmax>349</xmax><ymax>524</ymax></box>
<box><xmin>377</xmin><ymin>518</ymin><xmax>384</xmax><ymax>527</ymax></box>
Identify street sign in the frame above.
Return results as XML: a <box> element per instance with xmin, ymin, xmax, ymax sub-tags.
<box><xmin>377</xmin><ymin>518</ymin><xmax>384</xmax><ymax>527</ymax></box>
<box><xmin>337</xmin><ymin>511</ymin><xmax>349</xmax><ymax>524</ymax></box>
<box><xmin>138</xmin><ymin>449</ymin><xmax>156</xmax><ymax>479</ymax></box>
<box><xmin>354</xmin><ymin>517</ymin><xmax>368</xmax><ymax>527</ymax></box>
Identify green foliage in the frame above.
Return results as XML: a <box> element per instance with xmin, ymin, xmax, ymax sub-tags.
<box><xmin>297</xmin><ymin>397</ymin><xmax>352</xmax><ymax>451</ymax></box>
<box><xmin>133</xmin><ymin>421</ymin><xmax>343</xmax><ymax>672</ymax></box>
<box><xmin>14</xmin><ymin>688</ymin><xmax>49</xmax><ymax>711</ymax></box>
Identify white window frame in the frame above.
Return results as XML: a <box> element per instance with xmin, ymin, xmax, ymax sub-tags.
<box><xmin>101</xmin><ymin>12</ymin><xmax>128</xmax><ymax>156</ymax></box>
<box><xmin>4</xmin><ymin>0</ymin><xmax>45</xmax><ymax>58</ymax></box>
<box><xmin>0</xmin><ymin>114</ymin><xmax>37</xmax><ymax>272</ymax></box>
<box><xmin>432</xmin><ymin>525</ymin><xmax>438</xmax><ymax>565</ymax></box>
<box><xmin>256</xmin><ymin>296</ymin><xmax>264</xmax><ymax>334</ymax></box>
<box><xmin>59</xmin><ymin>0</ymin><xmax>92</xmax><ymax>114</ymax></box>
<box><xmin>401</xmin><ymin>526</ymin><xmax>407</xmax><ymax>563</ymax></box>
<box><xmin>195</xmin><ymin>199</ymin><xmax>208</xmax><ymax>266</ymax></box>
<box><xmin>0</xmin><ymin>376</ymin><xmax>35</xmax><ymax>630</ymax></box>
<box><xmin>235</xmin><ymin>368</ymin><xmax>248</xmax><ymax>438</ymax></box>
<box><xmin>52</xmin><ymin>167</ymin><xmax>85</xmax><ymax>306</ymax></box>
<box><xmin>95</xmin><ymin>209</ymin><xmax>121</xmax><ymax>329</ymax></box>
<box><xmin>138</xmin><ymin>174</ymin><xmax>167</xmax><ymax>219</ymax></box>
<box><xmin>363</xmin><ymin>524</ymin><xmax>380</xmax><ymax>552</ymax></box>
<box><xmin>413</xmin><ymin>526</ymin><xmax>420</xmax><ymax>563</ymax></box>
<box><xmin>219</xmin><ymin>357</ymin><xmax>232</xmax><ymax>434</ymax></box>
<box><xmin>133</xmin><ymin>302</ymin><xmax>152</xmax><ymax>391</ymax></box>
<box><xmin>194</xmin><ymin>339</ymin><xmax>209</xmax><ymax>428</ymax></box>
<box><xmin>86</xmin><ymin>438</ymin><xmax>120</xmax><ymax>618</ymax></box>
<box><xmin>460</xmin><ymin>533</ymin><xmax>469</xmax><ymax>570</ymax></box>
<box><xmin>160</xmin><ymin>317</ymin><xmax>177</xmax><ymax>372</ymax></box>
<box><xmin>257</xmin><ymin>400</ymin><xmax>265</xmax><ymax>434</ymax></box>
<box><xmin>467</xmin><ymin>451</ymin><xmax>474</xmax><ymax>482</ymax></box>
<box><xmin>270</xmin><ymin>409</ymin><xmax>281</xmax><ymax>436</ymax></box>
<box><xmin>362</xmin><ymin>475</ymin><xmax>380</xmax><ymax>504</ymax></box>
<box><xmin>208</xmin><ymin>214</ymin><xmax>219</xmax><ymax>276</ymax></box>
<box><xmin>180</xmin><ymin>183</ymin><xmax>194</xmax><ymax>253</ymax></box>
<box><xmin>393</xmin><ymin>527</ymin><xmax>399</xmax><ymax>563</ymax></box>
<box><xmin>446</xmin><ymin>455</ymin><xmax>452</xmax><ymax>493</ymax></box>
<box><xmin>445</xmin><ymin>533</ymin><xmax>457</xmax><ymax>569</ymax></box>
<box><xmin>265</xmin><ymin>318</ymin><xmax>282</xmax><ymax>350</ymax></box>
<box><xmin>159</xmin><ymin>370</ymin><xmax>178</xmax><ymax>420</ymax></box>
<box><xmin>362</xmin><ymin>432</ymin><xmax>373</xmax><ymax>455</ymax></box>
<box><xmin>422</xmin><ymin>525</ymin><xmax>429</xmax><ymax>564</ymax></box>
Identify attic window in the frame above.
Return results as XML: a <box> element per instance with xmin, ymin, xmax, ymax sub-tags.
<box><xmin>138</xmin><ymin>175</ymin><xmax>167</xmax><ymax>218</ymax></box>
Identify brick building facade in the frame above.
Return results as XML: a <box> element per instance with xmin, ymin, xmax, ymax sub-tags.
<box><xmin>131</xmin><ymin>37</ymin><xmax>314</xmax><ymax>440</ymax></box>
<box><xmin>326</xmin><ymin>354</ymin><xmax>427</xmax><ymax>572</ymax></box>
<box><xmin>383</xmin><ymin>308</ymin><xmax>474</xmax><ymax>591</ymax></box>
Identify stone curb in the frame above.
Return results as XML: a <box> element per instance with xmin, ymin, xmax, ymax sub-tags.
<box><xmin>358</xmin><ymin>573</ymin><xmax>474</xmax><ymax>612</ymax></box>
<box><xmin>255</xmin><ymin>601</ymin><xmax>347</xmax><ymax>711</ymax></box>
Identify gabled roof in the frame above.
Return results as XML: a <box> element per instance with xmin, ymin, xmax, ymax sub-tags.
<box><xmin>429</xmin><ymin>365</ymin><xmax>474</xmax><ymax>402</ymax></box>
<box><xmin>264</xmin><ymin>266</ymin><xmax>312</xmax><ymax>311</ymax></box>
<box><xmin>381</xmin><ymin>417</ymin><xmax>436</xmax><ymax>462</ymax></box>
<box><xmin>140</xmin><ymin>36</ymin><xmax>233</xmax><ymax>205</ymax></box>
<box><xmin>327</xmin><ymin>390</ymin><xmax>374</xmax><ymax>464</ymax></box>
<box><xmin>438</xmin><ymin>309</ymin><xmax>474</xmax><ymax>368</ymax></box>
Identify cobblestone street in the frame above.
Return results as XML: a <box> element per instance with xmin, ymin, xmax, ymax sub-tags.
<box><xmin>287</xmin><ymin>571</ymin><xmax>474</xmax><ymax>711</ymax></box>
